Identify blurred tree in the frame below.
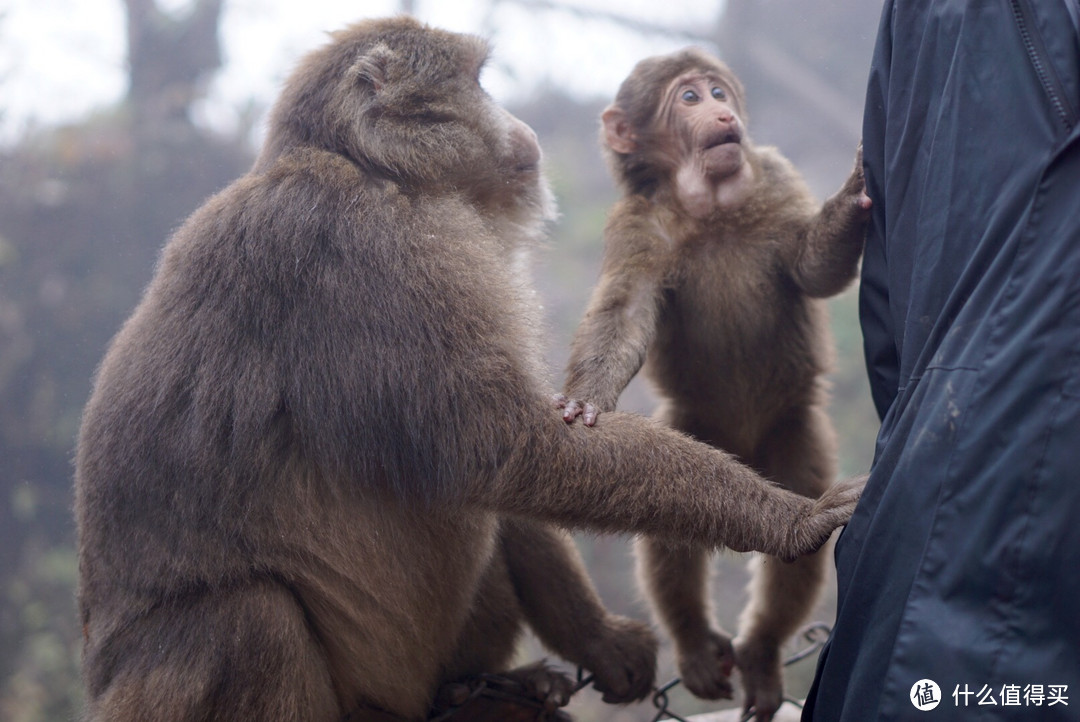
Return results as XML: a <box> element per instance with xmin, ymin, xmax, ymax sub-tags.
<box><xmin>0</xmin><ymin>1</ymin><xmax>251</xmax><ymax>718</ymax></box>
<box><xmin>125</xmin><ymin>0</ymin><xmax>224</xmax><ymax>129</ymax></box>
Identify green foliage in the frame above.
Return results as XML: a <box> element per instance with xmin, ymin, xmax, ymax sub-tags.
<box><xmin>1</xmin><ymin>545</ymin><xmax>81</xmax><ymax>722</ymax></box>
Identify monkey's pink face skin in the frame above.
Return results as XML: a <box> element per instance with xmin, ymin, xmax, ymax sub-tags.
<box><xmin>664</xmin><ymin>72</ymin><xmax>746</xmax><ymax>181</ymax></box>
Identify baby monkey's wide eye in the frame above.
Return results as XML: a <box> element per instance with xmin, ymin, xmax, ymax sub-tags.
<box><xmin>711</xmin><ymin>86</ymin><xmax>727</xmax><ymax>100</ymax></box>
<box><xmin>681</xmin><ymin>89</ymin><xmax>701</xmax><ymax>103</ymax></box>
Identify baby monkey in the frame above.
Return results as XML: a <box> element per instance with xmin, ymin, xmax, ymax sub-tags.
<box><xmin>559</xmin><ymin>48</ymin><xmax>870</xmax><ymax>721</ymax></box>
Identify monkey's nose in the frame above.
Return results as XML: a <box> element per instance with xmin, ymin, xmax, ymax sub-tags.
<box><xmin>507</xmin><ymin>115</ymin><xmax>541</xmax><ymax>171</ymax></box>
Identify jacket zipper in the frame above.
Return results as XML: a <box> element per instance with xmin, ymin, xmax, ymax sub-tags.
<box><xmin>1008</xmin><ymin>0</ymin><xmax>1078</xmax><ymax>132</ymax></box>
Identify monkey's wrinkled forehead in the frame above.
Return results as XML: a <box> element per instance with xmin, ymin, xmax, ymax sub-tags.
<box><xmin>615</xmin><ymin>48</ymin><xmax>745</xmax><ymax>125</ymax></box>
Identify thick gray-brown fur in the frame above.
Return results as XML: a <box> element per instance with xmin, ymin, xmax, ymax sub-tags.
<box><xmin>75</xmin><ymin>23</ymin><xmax>861</xmax><ymax>722</ymax></box>
<box><xmin>561</xmin><ymin>49</ymin><xmax>870</xmax><ymax>721</ymax></box>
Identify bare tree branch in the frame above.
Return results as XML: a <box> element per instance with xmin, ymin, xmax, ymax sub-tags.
<box><xmin>494</xmin><ymin>0</ymin><xmax>718</xmax><ymax>45</ymax></box>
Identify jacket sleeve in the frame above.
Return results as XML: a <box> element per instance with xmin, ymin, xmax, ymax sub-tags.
<box><xmin>859</xmin><ymin>0</ymin><xmax>900</xmax><ymax>421</ymax></box>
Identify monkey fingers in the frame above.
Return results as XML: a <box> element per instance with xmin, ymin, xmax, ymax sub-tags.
<box><xmin>553</xmin><ymin>394</ymin><xmax>600</xmax><ymax>426</ymax></box>
<box><xmin>504</xmin><ymin>662</ymin><xmax>576</xmax><ymax>711</ymax></box>
<box><xmin>431</xmin><ymin>664</ymin><xmax>574</xmax><ymax>722</ymax></box>
<box><xmin>783</xmin><ymin>474</ymin><xmax>866</xmax><ymax>562</ymax></box>
<box><xmin>579</xmin><ymin>616</ymin><xmax>658</xmax><ymax>703</ymax></box>
<box><xmin>844</xmin><ymin>144</ymin><xmax>872</xmax><ymax>212</ymax></box>
<box><xmin>675</xmin><ymin>627</ymin><xmax>736</xmax><ymax>701</ymax></box>
<box><xmin>733</xmin><ymin>637</ymin><xmax>782</xmax><ymax>722</ymax></box>
<box><xmin>487</xmin><ymin>663</ymin><xmax>575</xmax><ymax>712</ymax></box>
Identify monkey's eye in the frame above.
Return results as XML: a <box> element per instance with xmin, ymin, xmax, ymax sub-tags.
<box><xmin>711</xmin><ymin>86</ymin><xmax>727</xmax><ymax>101</ymax></box>
<box><xmin>681</xmin><ymin>89</ymin><xmax>701</xmax><ymax>103</ymax></box>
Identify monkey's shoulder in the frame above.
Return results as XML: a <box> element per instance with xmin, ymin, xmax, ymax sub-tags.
<box><xmin>601</xmin><ymin>194</ymin><xmax>694</xmax><ymax>264</ymax></box>
<box><xmin>166</xmin><ymin>149</ymin><xmax>429</xmax><ymax>276</ymax></box>
<box><xmin>596</xmin><ymin>195</ymin><xmax>678</xmax><ymax>274</ymax></box>
<box><xmin>751</xmin><ymin>146</ymin><xmax>804</xmax><ymax>185</ymax></box>
<box><xmin>747</xmin><ymin>145</ymin><xmax>819</xmax><ymax>214</ymax></box>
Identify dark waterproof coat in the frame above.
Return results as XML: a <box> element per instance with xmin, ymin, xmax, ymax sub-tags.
<box><xmin>805</xmin><ymin>1</ymin><xmax>1080</xmax><ymax>719</ymax></box>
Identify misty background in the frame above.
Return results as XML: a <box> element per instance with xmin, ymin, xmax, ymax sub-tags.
<box><xmin>0</xmin><ymin>1</ymin><xmax>883</xmax><ymax>719</ymax></box>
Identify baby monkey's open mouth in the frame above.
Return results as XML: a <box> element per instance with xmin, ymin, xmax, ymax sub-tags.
<box><xmin>704</xmin><ymin>128</ymin><xmax>742</xmax><ymax>150</ymax></box>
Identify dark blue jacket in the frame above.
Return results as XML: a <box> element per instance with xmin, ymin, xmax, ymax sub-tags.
<box><xmin>806</xmin><ymin>1</ymin><xmax>1080</xmax><ymax>719</ymax></box>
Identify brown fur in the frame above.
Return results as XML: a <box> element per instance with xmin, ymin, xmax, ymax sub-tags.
<box><xmin>75</xmin><ymin>23</ymin><xmax>861</xmax><ymax>722</ymax></box>
<box><xmin>560</xmin><ymin>49</ymin><xmax>870</xmax><ymax>721</ymax></box>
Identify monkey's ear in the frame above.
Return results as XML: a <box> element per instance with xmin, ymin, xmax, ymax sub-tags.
<box><xmin>601</xmin><ymin>106</ymin><xmax>638</xmax><ymax>154</ymax></box>
<box><xmin>350</xmin><ymin>43</ymin><xmax>395</xmax><ymax>92</ymax></box>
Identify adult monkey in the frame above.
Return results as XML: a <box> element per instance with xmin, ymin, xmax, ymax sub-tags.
<box><xmin>75</xmin><ymin>20</ymin><xmax>862</xmax><ymax>722</ymax></box>
<box><xmin>559</xmin><ymin>49</ymin><xmax>870</xmax><ymax>721</ymax></box>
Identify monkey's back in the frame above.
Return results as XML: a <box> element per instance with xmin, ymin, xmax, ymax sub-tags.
<box><xmin>73</xmin><ymin>147</ymin><xmax>534</xmax><ymax>715</ymax></box>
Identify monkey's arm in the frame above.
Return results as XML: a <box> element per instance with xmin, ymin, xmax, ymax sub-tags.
<box><xmin>489</xmin><ymin>410</ymin><xmax>863</xmax><ymax>561</ymax></box>
<box><xmin>500</xmin><ymin>519</ymin><xmax>657</xmax><ymax>703</ymax></box>
<box><xmin>560</xmin><ymin>274</ymin><xmax>662</xmax><ymax>424</ymax></box>
<box><xmin>791</xmin><ymin>146</ymin><xmax>872</xmax><ymax>298</ymax></box>
<box><xmin>561</xmin><ymin>210</ymin><xmax>667</xmax><ymax>425</ymax></box>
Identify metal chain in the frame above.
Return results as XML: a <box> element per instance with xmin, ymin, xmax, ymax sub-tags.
<box><xmin>425</xmin><ymin>622</ymin><xmax>831</xmax><ymax>721</ymax></box>
<box><xmin>645</xmin><ymin>622</ymin><xmax>832</xmax><ymax>722</ymax></box>
<box><xmin>649</xmin><ymin>678</ymin><xmax>695</xmax><ymax>722</ymax></box>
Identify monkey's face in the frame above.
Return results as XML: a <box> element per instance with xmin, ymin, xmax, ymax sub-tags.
<box><xmin>600</xmin><ymin>51</ymin><xmax>751</xmax><ymax>201</ymax></box>
<box><xmin>659</xmin><ymin>70</ymin><xmax>747</xmax><ymax>182</ymax></box>
<box><xmin>340</xmin><ymin>20</ymin><xmax>546</xmax><ymax>209</ymax></box>
<box><xmin>267</xmin><ymin>18</ymin><xmax>549</xmax><ymax>221</ymax></box>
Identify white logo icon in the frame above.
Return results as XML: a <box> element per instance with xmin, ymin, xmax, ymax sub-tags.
<box><xmin>911</xmin><ymin>679</ymin><xmax>942</xmax><ymax>711</ymax></box>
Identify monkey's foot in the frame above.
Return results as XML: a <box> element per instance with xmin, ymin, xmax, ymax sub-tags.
<box><xmin>733</xmin><ymin>636</ymin><xmax>782</xmax><ymax>722</ymax></box>
<box><xmin>579</xmin><ymin>615</ymin><xmax>658</xmax><ymax>703</ymax></box>
<box><xmin>432</xmin><ymin>662</ymin><xmax>574</xmax><ymax>721</ymax></box>
<box><xmin>675</xmin><ymin>628</ymin><xmax>736</xmax><ymax>701</ymax></box>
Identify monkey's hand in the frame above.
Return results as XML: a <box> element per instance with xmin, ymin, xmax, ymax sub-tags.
<box><xmin>675</xmin><ymin>627</ymin><xmax>736</xmax><ymax>701</ymax></box>
<box><xmin>579</xmin><ymin>615</ymin><xmax>658</xmax><ymax>704</ymax></box>
<box><xmin>816</xmin><ymin>142</ymin><xmax>871</xmax><ymax>250</ymax></box>
<box><xmin>733</xmin><ymin>636</ymin><xmax>782</xmax><ymax>722</ymax></box>
<box><xmin>841</xmin><ymin>143</ymin><xmax>872</xmax><ymax>214</ymax></box>
<box><xmin>780</xmin><ymin>474</ymin><xmax>865</xmax><ymax>562</ymax></box>
<box><xmin>552</xmin><ymin>393</ymin><xmax>601</xmax><ymax>427</ymax></box>
<box><xmin>817</xmin><ymin>143</ymin><xmax>871</xmax><ymax>250</ymax></box>
<box><xmin>796</xmin><ymin>145</ymin><xmax>871</xmax><ymax>298</ymax></box>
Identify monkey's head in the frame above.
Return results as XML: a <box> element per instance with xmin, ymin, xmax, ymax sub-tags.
<box><xmin>258</xmin><ymin>16</ymin><xmax>550</xmax><ymax>221</ymax></box>
<box><xmin>601</xmin><ymin>48</ymin><xmax>750</xmax><ymax>203</ymax></box>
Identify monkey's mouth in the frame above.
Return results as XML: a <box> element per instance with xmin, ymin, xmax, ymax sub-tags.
<box><xmin>703</xmin><ymin>129</ymin><xmax>742</xmax><ymax>151</ymax></box>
